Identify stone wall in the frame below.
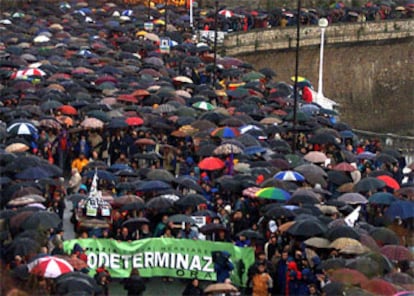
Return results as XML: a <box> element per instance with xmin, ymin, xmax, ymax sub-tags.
<box><xmin>222</xmin><ymin>20</ymin><xmax>414</xmax><ymax>135</ymax></box>
<box><xmin>223</xmin><ymin>20</ymin><xmax>414</xmax><ymax>56</ymax></box>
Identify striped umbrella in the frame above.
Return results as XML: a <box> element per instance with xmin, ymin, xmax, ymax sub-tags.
<box><xmin>28</xmin><ymin>256</ymin><xmax>73</xmax><ymax>278</ymax></box>
<box><xmin>274</xmin><ymin>170</ymin><xmax>305</xmax><ymax>182</ymax></box>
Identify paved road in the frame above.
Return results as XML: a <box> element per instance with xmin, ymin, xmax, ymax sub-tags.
<box><xmin>62</xmin><ymin>200</ymin><xmax>187</xmax><ymax>295</ymax></box>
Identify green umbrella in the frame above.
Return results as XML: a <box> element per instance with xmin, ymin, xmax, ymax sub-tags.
<box><xmin>192</xmin><ymin>101</ymin><xmax>215</xmax><ymax>111</ymax></box>
<box><xmin>242</xmin><ymin>71</ymin><xmax>265</xmax><ymax>82</ymax></box>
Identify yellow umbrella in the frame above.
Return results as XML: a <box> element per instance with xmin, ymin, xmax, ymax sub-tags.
<box><xmin>290</xmin><ymin>75</ymin><xmax>309</xmax><ymax>82</ymax></box>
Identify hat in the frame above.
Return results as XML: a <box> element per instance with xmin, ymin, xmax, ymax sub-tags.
<box><xmin>224</xmin><ymin>205</ymin><xmax>232</xmax><ymax>214</ymax></box>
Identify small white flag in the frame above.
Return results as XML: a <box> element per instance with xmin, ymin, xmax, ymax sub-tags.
<box><xmin>344</xmin><ymin>205</ymin><xmax>361</xmax><ymax>227</ymax></box>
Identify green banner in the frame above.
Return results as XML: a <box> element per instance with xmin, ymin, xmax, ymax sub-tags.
<box><xmin>63</xmin><ymin>238</ymin><xmax>254</xmax><ymax>287</ymax></box>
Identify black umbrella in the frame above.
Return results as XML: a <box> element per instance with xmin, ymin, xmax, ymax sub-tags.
<box><xmin>145</xmin><ymin>196</ymin><xmax>174</xmax><ymax>210</ymax></box>
<box><xmin>146</xmin><ymin>169</ymin><xmax>175</xmax><ymax>183</ymax></box>
<box><xmin>369</xmin><ymin>227</ymin><xmax>400</xmax><ymax>246</ymax></box>
<box><xmin>20</xmin><ymin>211</ymin><xmax>61</xmax><ymax>230</ymax></box>
<box><xmin>5</xmin><ymin>237</ymin><xmax>40</xmax><ymax>257</ymax></box>
<box><xmin>175</xmin><ymin>193</ymin><xmax>207</xmax><ymax>207</ymax></box>
<box><xmin>120</xmin><ymin>201</ymin><xmax>146</xmax><ymax>212</ymax></box>
<box><xmin>354</xmin><ymin>177</ymin><xmax>386</xmax><ymax>193</ymax></box>
<box><xmin>66</xmin><ymin>194</ymin><xmax>88</xmax><ymax>204</ymax></box>
<box><xmin>168</xmin><ymin>214</ymin><xmax>196</xmax><ymax>225</ymax></box>
<box><xmin>321</xmin><ymin>257</ymin><xmax>347</xmax><ymax>271</ymax></box>
<box><xmin>199</xmin><ymin>223</ymin><xmax>228</xmax><ymax>235</ymax></box>
<box><xmin>174</xmin><ymin>176</ymin><xmax>204</xmax><ymax>193</ymax></box>
<box><xmin>327</xmin><ymin>225</ymin><xmax>361</xmax><ymax>241</ymax></box>
<box><xmin>137</xmin><ymin>180</ymin><xmax>172</xmax><ymax>192</ymax></box>
<box><xmin>122</xmin><ymin>217</ymin><xmax>151</xmax><ymax>231</ymax></box>
<box><xmin>55</xmin><ymin>272</ymin><xmax>99</xmax><ymax>295</ymax></box>
<box><xmin>287</xmin><ymin>219</ymin><xmax>327</xmax><ymax>238</ymax></box>
<box><xmin>236</xmin><ymin>229</ymin><xmax>264</xmax><ymax>240</ymax></box>
<box><xmin>264</xmin><ymin>205</ymin><xmax>295</xmax><ymax>219</ymax></box>
<box><xmin>327</xmin><ymin>170</ymin><xmax>353</xmax><ymax>186</ymax></box>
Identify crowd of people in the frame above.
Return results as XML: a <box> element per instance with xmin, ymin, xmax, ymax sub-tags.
<box><xmin>0</xmin><ymin>0</ymin><xmax>413</xmax><ymax>295</ymax></box>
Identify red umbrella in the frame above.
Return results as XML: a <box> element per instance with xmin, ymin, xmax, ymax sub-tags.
<box><xmin>57</xmin><ymin>105</ymin><xmax>78</xmax><ymax>115</ymax></box>
<box><xmin>198</xmin><ymin>157</ymin><xmax>225</xmax><ymax>171</ymax></box>
<box><xmin>56</xmin><ymin>255</ymin><xmax>88</xmax><ymax>271</ymax></box>
<box><xmin>362</xmin><ymin>278</ymin><xmax>399</xmax><ymax>296</ymax></box>
<box><xmin>28</xmin><ymin>256</ymin><xmax>74</xmax><ymax>278</ymax></box>
<box><xmin>329</xmin><ymin>268</ymin><xmax>369</xmax><ymax>286</ymax></box>
<box><xmin>117</xmin><ymin>94</ymin><xmax>138</xmax><ymax>103</ymax></box>
<box><xmin>135</xmin><ymin>138</ymin><xmax>156</xmax><ymax>145</ymax></box>
<box><xmin>131</xmin><ymin>89</ymin><xmax>150</xmax><ymax>97</ymax></box>
<box><xmin>125</xmin><ymin>117</ymin><xmax>144</xmax><ymax>126</ymax></box>
<box><xmin>376</xmin><ymin>175</ymin><xmax>400</xmax><ymax>190</ymax></box>
<box><xmin>380</xmin><ymin>245</ymin><xmax>412</xmax><ymax>261</ymax></box>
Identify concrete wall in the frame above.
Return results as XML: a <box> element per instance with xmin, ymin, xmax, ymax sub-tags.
<box><xmin>222</xmin><ymin>20</ymin><xmax>414</xmax><ymax>135</ymax></box>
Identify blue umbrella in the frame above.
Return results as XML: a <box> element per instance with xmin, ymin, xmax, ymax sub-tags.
<box><xmin>15</xmin><ymin>167</ymin><xmax>53</xmax><ymax>180</ymax></box>
<box><xmin>137</xmin><ymin>180</ymin><xmax>172</xmax><ymax>192</ymax></box>
<box><xmin>108</xmin><ymin>164</ymin><xmax>133</xmax><ymax>172</ymax></box>
<box><xmin>83</xmin><ymin>170</ymin><xmax>117</xmax><ymax>182</ymax></box>
<box><xmin>274</xmin><ymin>170</ymin><xmax>305</xmax><ymax>182</ymax></box>
<box><xmin>368</xmin><ymin>192</ymin><xmax>396</xmax><ymax>205</ymax></box>
<box><xmin>243</xmin><ymin>145</ymin><xmax>267</xmax><ymax>155</ymax></box>
<box><xmin>385</xmin><ymin>201</ymin><xmax>414</xmax><ymax>220</ymax></box>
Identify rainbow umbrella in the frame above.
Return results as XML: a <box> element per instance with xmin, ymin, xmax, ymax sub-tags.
<box><xmin>255</xmin><ymin>187</ymin><xmax>291</xmax><ymax>201</ymax></box>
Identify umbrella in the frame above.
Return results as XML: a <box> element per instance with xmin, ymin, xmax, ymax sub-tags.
<box><xmin>213</xmin><ymin>143</ymin><xmax>243</xmax><ymax>155</ymax></box>
<box><xmin>80</xmin><ymin>118</ymin><xmax>104</xmax><ymax>129</ymax></box>
<box><xmin>333</xmin><ymin>162</ymin><xmax>357</xmax><ymax>172</ymax></box>
<box><xmin>78</xmin><ymin>219</ymin><xmax>110</xmax><ymax>229</ymax></box>
<box><xmin>137</xmin><ymin>180</ymin><xmax>172</xmax><ymax>192</ymax></box>
<box><xmin>28</xmin><ymin>256</ymin><xmax>73</xmax><ymax>278</ymax></box>
<box><xmin>237</xmin><ymin>229</ymin><xmax>264</xmax><ymax>240</ymax></box>
<box><xmin>125</xmin><ymin>116</ymin><xmax>144</xmax><ymax>126</ymax></box>
<box><xmin>304</xmin><ymin>237</ymin><xmax>331</xmax><ymax>249</ymax></box>
<box><xmin>321</xmin><ymin>257</ymin><xmax>347</xmax><ymax>271</ymax></box>
<box><xmin>327</xmin><ymin>225</ymin><xmax>361</xmax><ymax>241</ymax></box>
<box><xmin>83</xmin><ymin>170</ymin><xmax>116</xmax><ymax>182</ymax></box>
<box><xmin>329</xmin><ymin>237</ymin><xmax>362</xmax><ymax>250</ymax></box>
<box><xmin>56</xmin><ymin>255</ymin><xmax>88</xmax><ymax>271</ymax></box>
<box><xmin>192</xmin><ymin>101</ymin><xmax>215</xmax><ymax>111</ymax></box>
<box><xmin>5</xmin><ymin>237</ymin><xmax>40</xmax><ymax>257</ymax></box>
<box><xmin>361</xmin><ymin>278</ymin><xmax>399</xmax><ymax>296</ymax></box>
<box><xmin>380</xmin><ymin>245</ymin><xmax>412</xmax><ymax>261</ymax></box>
<box><xmin>384</xmin><ymin>200</ymin><xmax>414</xmax><ymax>220</ymax></box>
<box><xmin>264</xmin><ymin>205</ymin><xmax>295</xmax><ymax>219</ymax></box>
<box><xmin>339</xmin><ymin>244</ymin><xmax>370</xmax><ymax>255</ymax></box>
<box><xmin>175</xmin><ymin>194</ymin><xmax>207</xmax><ymax>207</ymax></box>
<box><xmin>15</xmin><ymin>167</ymin><xmax>56</xmax><ymax>180</ymax></box>
<box><xmin>337</xmin><ymin>192</ymin><xmax>368</xmax><ymax>205</ymax></box>
<box><xmin>327</xmin><ymin>171</ymin><xmax>353</xmax><ymax>186</ymax></box>
<box><xmin>135</xmin><ymin>138</ymin><xmax>156</xmax><ymax>146</ymax></box>
<box><xmin>368</xmin><ymin>192</ymin><xmax>397</xmax><ymax>205</ymax></box>
<box><xmin>7</xmin><ymin>194</ymin><xmax>46</xmax><ymax>207</ymax></box>
<box><xmin>329</xmin><ymin>268</ymin><xmax>369</xmax><ymax>286</ymax></box>
<box><xmin>21</xmin><ymin>211</ymin><xmax>61</xmax><ymax>230</ymax></box>
<box><xmin>112</xmin><ymin>195</ymin><xmax>145</xmax><ymax>207</ymax></box>
<box><xmin>376</xmin><ymin>175</ymin><xmax>400</xmax><ymax>191</ymax></box>
<box><xmin>303</xmin><ymin>151</ymin><xmax>328</xmax><ymax>163</ymax></box>
<box><xmin>274</xmin><ymin>170</ymin><xmax>305</xmax><ymax>182</ymax></box>
<box><xmin>370</xmin><ymin>227</ymin><xmax>400</xmax><ymax>246</ymax></box>
<box><xmin>145</xmin><ymin>196</ymin><xmax>174</xmax><ymax>210</ymax></box>
<box><xmin>5</xmin><ymin>142</ymin><xmax>30</xmax><ymax>153</ymax></box>
<box><xmin>168</xmin><ymin>214</ymin><xmax>196</xmax><ymax>225</ymax></box>
<box><xmin>198</xmin><ymin>157</ymin><xmax>225</xmax><ymax>171</ymax></box>
<box><xmin>55</xmin><ymin>272</ymin><xmax>98</xmax><ymax>294</ymax></box>
<box><xmin>122</xmin><ymin>217</ymin><xmax>151</xmax><ymax>231</ymax></box>
<box><xmin>204</xmin><ymin>283</ymin><xmax>238</xmax><ymax>294</ymax></box>
<box><xmin>199</xmin><ymin>223</ymin><xmax>228</xmax><ymax>235</ymax></box>
<box><xmin>6</xmin><ymin>122</ymin><xmax>38</xmax><ymax>136</ymax></box>
<box><xmin>287</xmin><ymin>219</ymin><xmax>327</xmax><ymax>237</ymax></box>
<box><xmin>255</xmin><ymin>187</ymin><xmax>291</xmax><ymax>201</ymax></box>
<box><xmin>174</xmin><ymin>177</ymin><xmax>204</xmax><ymax>193</ymax></box>
<box><xmin>354</xmin><ymin>177</ymin><xmax>386</xmax><ymax>193</ymax></box>
<box><xmin>210</xmin><ymin>126</ymin><xmax>240</xmax><ymax>138</ymax></box>
<box><xmin>294</xmin><ymin>163</ymin><xmax>328</xmax><ymax>186</ymax></box>
<box><xmin>146</xmin><ymin>169</ymin><xmax>175</xmax><ymax>183</ymax></box>
<box><xmin>346</xmin><ymin>257</ymin><xmax>380</xmax><ymax>278</ymax></box>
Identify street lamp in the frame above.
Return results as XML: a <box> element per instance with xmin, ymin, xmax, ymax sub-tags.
<box><xmin>316</xmin><ymin>17</ymin><xmax>328</xmax><ymax>100</ymax></box>
<box><xmin>291</xmin><ymin>0</ymin><xmax>301</xmax><ymax>153</ymax></box>
<box><xmin>212</xmin><ymin>0</ymin><xmax>219</xmax><ymax>85</ymax></box>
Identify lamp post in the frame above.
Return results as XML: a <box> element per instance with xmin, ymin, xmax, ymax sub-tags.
<box><xmin>291</xmin><ymin>0</ymin><xmax>301</xmax><ymax>153</ymax></box>
<box><xmin>316</xmin><ymin>17</ymin><xmax>328</xmax><ymax>100</ymax></box>
<box><xmin>212</xmin><ymin>0</ymin><xmax>219</xmax><ymax>85</ymax></box>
